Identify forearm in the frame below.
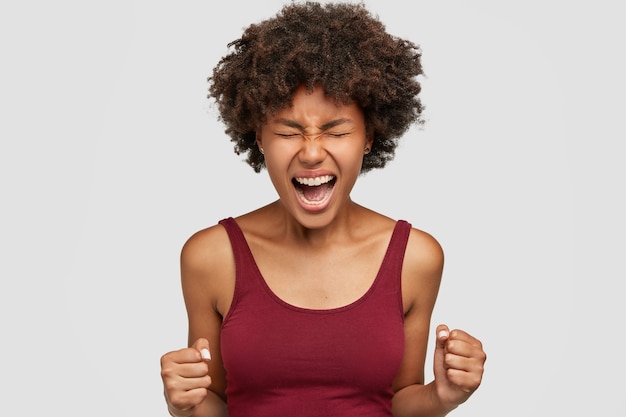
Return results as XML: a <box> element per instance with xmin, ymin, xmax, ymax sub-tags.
<box><xmin>167</xmin><ymin>391</ymin><xmax>227</xmax><ymax>417</ymax></box>
<box><xmin>392</xmin><ymin>382</ymin><xmax>457</xmax><ymax>417</ymax></box>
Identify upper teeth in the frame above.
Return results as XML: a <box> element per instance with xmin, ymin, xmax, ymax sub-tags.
<box><xmin>295</xmin><ymin>175</ymin><xmax>334</xmax><ymax>186</ymax></box>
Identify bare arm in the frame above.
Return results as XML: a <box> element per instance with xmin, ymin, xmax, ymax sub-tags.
<box><xmin>393</xmin><ymin>326</ymin><xmax>486</xmax><ymax>417</ymax></box>
<box><xmin>161</xmin><ymin>225</ymin><xmax>234</xmax><ymax>417</ymax></box>
<box><xmin>392</xmin><ymin>228</ymin><xmax>486</xmax><ymax>417</ymax></box>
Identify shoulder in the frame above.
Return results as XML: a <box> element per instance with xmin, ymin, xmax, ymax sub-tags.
<box><xmin>401</xmin><ymin>225</ymin><xmax>445</xmax><ymax>312</ymax></box>
<box><xmin>181</xmin><ymin>222</ymin><xmax>232</xmax><ymax>269</ymax></box>
<box><xmin>405</xmin><ymin>225</ymin><xmax>444</xmax><ymax>272</ymax></box>
<box><xmin>180</xmin><ymin>222</ymin><xmax>235</xmax><ymax>315</ymax></box>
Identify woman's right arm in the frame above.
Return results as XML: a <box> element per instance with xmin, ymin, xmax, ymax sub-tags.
<box><xmin>161</xmin><ymin>225</ymin><xmax>234</xmax><ymax>417</ymax></box>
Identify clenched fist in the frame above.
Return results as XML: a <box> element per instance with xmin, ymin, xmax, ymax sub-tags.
<box><xmin>161</xmin><ymin>338</ymin><xmax>213</xmax><ymax>417</ymax></box>
<box><xmin>433</xmin><ymin>324</ymin><xmax>486</xmax><ymax>409</ymax></box>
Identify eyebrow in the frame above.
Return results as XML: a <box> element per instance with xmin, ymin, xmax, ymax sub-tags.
<box><xmin>273</xmin><ymin>118</ymin><xmax>353</xmax><ymax>131</ymax></box>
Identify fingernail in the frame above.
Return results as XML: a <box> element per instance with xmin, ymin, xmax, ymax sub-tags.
<box><xmin>201</xmin><ymin>348</ymin><xmax>211</xmax><ymax>360</ymax></box>
<box><xmin>438</xmin><ymin>330</ymin><xmax>448</xmax><ymax>339</ymax></box>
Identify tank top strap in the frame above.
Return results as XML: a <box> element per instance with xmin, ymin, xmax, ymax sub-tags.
<box><xmin>218</xmin><ymin>217</ymin><xmax>261</xmax><ymax>292</ymax></box>
<box><xmin>218</xmin><ymin>217</ymin><xmax>412</xmax><ymax>280</ymax></box>
<box><xmin>219</xmin><ymin>217</ymin><xmax>248</xmax><ymax>257</ymax></box>
<box><xmin>218</xmin><ymin>217</ymin><xmax>412</xmax><ymax>315</ymax></box>
<box><xmin>375</xmin><ymin>219</ymin><xmax>412</xmax><ymax>299</ymax></box>
<box><xmin>385</xmin><ymin>219</ymin><xmax>412</xmax><ymax>273</ymax></box>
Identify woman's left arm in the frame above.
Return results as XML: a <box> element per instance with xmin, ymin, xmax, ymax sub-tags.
<box><xmin>392</xmin><ymin>228</ymin><xmax>486</xmax><ymax>417</ymax></box>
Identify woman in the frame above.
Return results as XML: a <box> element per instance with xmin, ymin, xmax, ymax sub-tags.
<box><xmin>160</xmin><ymin>2</ymin><xmax>486</xmax><ymax>416</ymax></box>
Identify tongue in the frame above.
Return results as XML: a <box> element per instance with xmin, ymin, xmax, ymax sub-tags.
<box><xmin>301</xmin><ymin>183</ymin><xmax>330</xmax><ymax>202</ymax></box>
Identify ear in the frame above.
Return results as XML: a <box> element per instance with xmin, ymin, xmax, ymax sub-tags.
<box><xmin>365</xmin><ymin>133</ymin><xmax>374</xmax><ymax>151</ymax></box>
<box><xmin>256</xmin><ymin>132</ymin><xmax>263</xmax><ymax>152</ymax></box>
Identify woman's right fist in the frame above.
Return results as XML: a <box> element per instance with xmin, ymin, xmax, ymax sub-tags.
<box><xmin>161</xmin><ymin>338</ymin><xmax>212</xmax><ymax>415</ymax></box>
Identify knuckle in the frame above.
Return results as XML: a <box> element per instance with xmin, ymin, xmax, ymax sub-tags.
<box><xmin>446</xmin><ymin>339</ymin><xmax>457</xmax><ymax>351</ymax></box>
<box><xmin>160</xmin><ymin>367</ymin><xmax>172</xmax><ymax>379</ymax></box>
<box><xmin>470</xmin><ymin>375</ymin><xmax>482</xmax><ymax>389</ymax></box>
<box><xmin>168</xmin><ymin>390</ymin><xmax>183</xmax><ymax>404</ymax></box>
<box><xmin>160</xmin><ymin>362</ymin><xmax>177</xmax><ymax>379</ymax></box>
<box><xmin>476</xmin><ymin>362</ymin><xmax>485</xmax><ymax>374</ymax></box>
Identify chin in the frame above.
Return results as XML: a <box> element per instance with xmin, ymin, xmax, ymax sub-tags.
<box><xmin>292</xmin><ymin>208</ymin><xmax>337</xmax><ymax>230</ymax></box>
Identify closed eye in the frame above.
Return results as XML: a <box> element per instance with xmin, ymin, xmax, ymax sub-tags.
<box><xmin>273</xmin><ymin>131</ymin><xmax>351</xmax><ymax>139</ymax></box>
<box><xmin>326</xmin><ymin>132</ymin><xmax>350</xmax><ymax>138</ymax></box>
<box><xmin>275</xmin><ymin>133</ymin><xmax>302</xmax><ymax>138</ymax></box>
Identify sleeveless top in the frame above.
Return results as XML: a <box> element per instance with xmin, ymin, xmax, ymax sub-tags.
<box><xmin>218</xmin><ymin>217</ymin><xmax>411</xmax><ymax>417</ymax></box>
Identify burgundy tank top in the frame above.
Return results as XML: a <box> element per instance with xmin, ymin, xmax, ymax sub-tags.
<box><xmin>218</xmin><ymin>217</ymin><xmax>410</xmax><ymax>417</ymax></box>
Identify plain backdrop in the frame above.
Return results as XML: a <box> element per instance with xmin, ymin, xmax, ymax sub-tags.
<box><xmin>1</xmin><ymin>0</ymin><xmax>624</xmax><ymax>415</ymax></box>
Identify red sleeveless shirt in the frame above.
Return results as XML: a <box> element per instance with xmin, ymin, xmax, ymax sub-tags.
<box><xmin>218</xmin><ymin>217</ymin><xmax>410</xmax><ymax>416</ymax></box>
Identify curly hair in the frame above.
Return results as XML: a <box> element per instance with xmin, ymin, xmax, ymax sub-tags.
<box><xmin>208</xmin><ymin>1</ymin><xmax>424</xmax><ymax>173</ymax></box>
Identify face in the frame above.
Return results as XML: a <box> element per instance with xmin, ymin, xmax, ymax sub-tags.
<box><xmin>257</xmin><ymin>85</ymin><xmax>373</xmax><ymax>229</ymax></box>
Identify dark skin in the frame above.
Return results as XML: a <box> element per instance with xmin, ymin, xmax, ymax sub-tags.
<box><xmin>160</xmin><ymin>87</ymin><xmax>486</xmax><ymax>417</ymax></box>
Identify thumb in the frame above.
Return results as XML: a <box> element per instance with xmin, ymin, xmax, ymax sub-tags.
<box><xmin>433</xmin><ymin>324</ymin><xmax>449</xmax><ymax>380</ymax></box>
<box><xmin>192</xmin><ymin>337</ymin><xmax>211</xmax><ymax>362</ymax></box>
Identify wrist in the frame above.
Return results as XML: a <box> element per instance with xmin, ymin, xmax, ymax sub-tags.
<box><xmin>167</xmin><ymin>403</ymin><xmax>195</xmax><ymax>417</ymax></box>
<box><xmin>429</xmin><ymin>382</ymin><xmax>459</xmax><ymax>415</ymax></box>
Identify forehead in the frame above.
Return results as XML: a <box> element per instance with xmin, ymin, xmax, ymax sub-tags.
<box><xmin>268</xmin><ymin>85</ymin><xmax>364</xmax><ymax>126</ymax></box>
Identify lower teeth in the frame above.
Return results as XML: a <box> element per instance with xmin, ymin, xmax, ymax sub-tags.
<box><xmin>297</xmin><ymin>187</ymin><xmax>332</xmax><ymax>205</ymax></box>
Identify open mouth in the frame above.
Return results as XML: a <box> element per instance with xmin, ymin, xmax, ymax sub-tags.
<box><xmin>292</xmin><ymin>175</ymin><xmax>336</xmax><ymax>206</ymax></box>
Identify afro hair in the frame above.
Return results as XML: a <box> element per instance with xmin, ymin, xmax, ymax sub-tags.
<box><xmin>209</xmin><ymin>1</ymin><xmax>424</xmax><ymax>173</ymax></box>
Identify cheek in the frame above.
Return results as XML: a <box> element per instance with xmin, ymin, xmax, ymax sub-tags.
<box><xmin>331</xmin><ymin>144</ymin><xmax>366</xmax><ymax>170</ymax></box>
<box><xmin>263</xmin><ymin>153</ymin><xmax>293</xmax><ymax>190</ymax></box>
<box><xmin>263</xmin><ymin>146</ymin><xmax>292</xmax><ymax>172</ymax></box>
<box><xmin>264</xmin><ymin>156</ymin><xmax>284</xmax><ymax>180</ymax></box>
<box><xmin>264</xmin><ymin>140</ymin><xmax>300</xmax><ymax>159</ymax></box>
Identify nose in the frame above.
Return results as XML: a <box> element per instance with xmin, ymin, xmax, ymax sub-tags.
<box><xmin>298</xmin><ymin>133</ymin><xmax>326</xmax><ymax>165</ymax></box>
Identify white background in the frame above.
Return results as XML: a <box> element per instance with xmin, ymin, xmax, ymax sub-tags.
<box><xmin>1</xmin><ymin>0</ymin><xmax>624</xmax><ymax>415</ymax></box>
